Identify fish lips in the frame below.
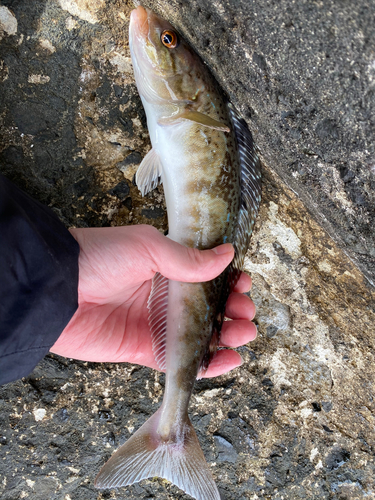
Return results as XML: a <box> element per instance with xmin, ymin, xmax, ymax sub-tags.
<box><xmin>130</xmin><ymin>5</ymin><xmax>149</xmax><ymax>38</ymax></box>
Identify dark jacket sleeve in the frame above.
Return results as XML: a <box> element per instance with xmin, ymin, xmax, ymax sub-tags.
<box><xmin>0</xmin><ymin>174</ymin><xmax>79</xmax><ymax>385</ymax></box>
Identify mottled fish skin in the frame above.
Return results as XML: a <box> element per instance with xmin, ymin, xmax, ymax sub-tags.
<box><xmin>95</xmin><ymin>7</ymin><xmax>261</xmax><ymax>500</ymax></box>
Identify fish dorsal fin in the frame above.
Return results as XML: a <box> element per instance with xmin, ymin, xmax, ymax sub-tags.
<box><xmin>199</xmin><ymin>106</ymin><xmax>262</xmax><ymax>375</ymax></box>
<box><xmin>158</xmin><ymin>110</ymin><xmax>230</xmax><ymax>132</ymax></box>
<box><xmin>135</xmin><ymin>148</ymin><xmax>163</xmax><ymax>196</ymax></box>
<box><xmin>229</xmin><ymin>103</ymin><xmax>262</xmax><ymax>276</ymax></box>
<box><xmin>148</xmin><ymin>272</ymin><xmax>168</xmax><ymax>370</ymax></box>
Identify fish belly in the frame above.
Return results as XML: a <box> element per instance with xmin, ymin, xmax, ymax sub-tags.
<box><xmin>156</xmin><ymin>121</ymin><xmax>237</xmax><ymax>249</ymax></box>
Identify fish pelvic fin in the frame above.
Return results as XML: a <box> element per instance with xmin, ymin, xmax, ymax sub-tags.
<box><xmin>95</xmin><ymin>408</ymin><xmax>221</xmax><ymax>500</ymax></box>
<box><xmin>135</xmin><ymin>147</ymin><xmax>163</xmax><ymax>196</ymax></box>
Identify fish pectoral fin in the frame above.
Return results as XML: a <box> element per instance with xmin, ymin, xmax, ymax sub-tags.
<box><xmin>95</xmin><ymin>408</ymin><xmax>221</xmax><ymax>500</ymax></box>
<box><xmin>135</xmin><ymin>148</ymin><xmax>163</xmax><ymax>196</ymax></box>
<box><xmin>158</xmin><ymin>110</ymin><xmax>230</xmax><ymax>132</ymax></box>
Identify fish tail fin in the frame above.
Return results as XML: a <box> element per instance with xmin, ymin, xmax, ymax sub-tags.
<box><xmin>95</xmin><ymin>408</ymin><xmax>221</xmax><ymax>500</ymax></box>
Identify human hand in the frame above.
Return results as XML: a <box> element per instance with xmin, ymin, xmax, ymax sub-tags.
<box><xmin>51</xmin><ymin>225</ymin><xmax>257</xmax><ymax>378</ymax></box>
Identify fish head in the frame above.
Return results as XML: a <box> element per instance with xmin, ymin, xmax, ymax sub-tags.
<box><xmin>129</xmin><ymin>6</ymin><xmax>205</xmax><ymax>105</ymax></box>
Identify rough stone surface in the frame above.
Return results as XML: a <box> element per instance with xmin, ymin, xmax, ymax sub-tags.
<box><xmin>0</xmin><ymin>0</ymin><xmax>166</xmax><ymax>230</ymax></box>
<box><xmin>0</xmin><ymin>1</ymin><xmax>374</xmax><ymax>499</ymax></box>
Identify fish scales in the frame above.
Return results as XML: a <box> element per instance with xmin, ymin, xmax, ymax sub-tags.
<box><xmin>95</xmin><ymin>6</ymin><xmax>261</xmax><ymax>500</ymax></box>
<box><xmin>181</xmin><ymin>124</ymin><xmax>240</xmax><ymax>248</ymax></box>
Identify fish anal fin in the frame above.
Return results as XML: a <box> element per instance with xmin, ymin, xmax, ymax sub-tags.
<box><xmin>148</xmin><ymin>272</ymin><xmax>168</xmax><ymax>371</ymax></box>
<box><xmin>135</xmin><ymin>148</ymin><xmax>163</xmax><ymax>196</ymax></box>
<box><xmin>158</xmin><ymin>110</ymin><xmax>230</xmax><ymax>132</ymax></box>
<box><xmin>95</xmin><ymin>408</ymin><xmax>221</xmax><ymax>500</ymax></box>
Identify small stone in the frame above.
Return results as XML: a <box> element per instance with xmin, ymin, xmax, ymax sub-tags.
<box><xmin>98</xmin><ymin>410</ymin><xmax>112</xmax><ymax>421</ymax></box>
<box><xmin>28</xmin><ymin>74</ymin><xmax>50</xmax><ymax>84</ymax></box>
<box><xmin>326</xmin><ymin>448</ymin><xmax>350</xmax><ymax>470</ymax></box>
<box><xmin>141</xmin><ymin>207</ymin><xmax>165</xmax><ymax>219</ymax></box>
<box><xmin>116</xmin><ymin>152</ymin><xmax>142</xmax><ymax>177</ymax></box>
<box><xmin>33</xmin><ymin>408</ymin><xmax>46</xmax><ymax>421</ymax></box>
<box><xmin>109</xmin><ymin>181</ymin><xmax>130</xmax><ymax>200</ymax></box>
<box><xmin>311</xmin><ymin>402</ymin><xmax>321</xmax><ymax>412</ymax></box>
<box><xmin>315</xmin><ymin>118</ymin><xmax>339</xmax><ymax>140</ymax></box>
<box><xmin>262</xmin><ymin>378</ymin><xmax>274</xmax><ymax>387</ymax></box>
<box><xmin>65</xmin><ymin>16</ymin><xmax>77</xmax><ymax>30</ymax></box>
<box><xmin>0</xmin><ymin>6</ymin><xmax>18</xmax><ymax>37</ymax></box>
<box><xmin>58</xmin><ymin>0</ymin><xmax>105</xmax><ymax>25</ymax></box>
<box><xmin>322</xmin><ymin>401</ymin><xmax>332</xmax><ymax>412</ymax></box>
<box><xmin>54</xmin><ymin>408</ymin><xmax>69</xmax><ymax>422</ymax></box>
<box><xmin>104</xmin><ymin>432</ymin><xmax>115</xmax><ymax>446</ymax></box>
<box><xmin>39</xmin><ymin>38</ymin><xmax>56</xmax><ymax>53</ymax></box>
<box><xmin>26</xmin><ymin>479</ymin><xmax>35</xmax><ymax>488</ymax></box>
<box><xmin>214</xmin><ymin>435</ymin><xmax>238</xmax><ymax>463</ymax></box>
<box><xmin>266</xmin><ymin>325</ymin><xmax>278</xmax><ymax>338</ymax></box>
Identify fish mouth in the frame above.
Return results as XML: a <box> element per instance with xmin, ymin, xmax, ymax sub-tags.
<box><xmin>129</xmin><ymin>6</ymin><xmax>169</xmax><ymax>104</ymax></box>
<box><xmin>130</xmin><ymin>5</ymin><xmax>149</xmax><ymax>38</ymax></box>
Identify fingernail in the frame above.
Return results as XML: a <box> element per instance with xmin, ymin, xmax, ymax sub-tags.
<box><xmin>212</xmin><ymin>243</ymin><xmax>234</xmax><ymax>255</ymax></box>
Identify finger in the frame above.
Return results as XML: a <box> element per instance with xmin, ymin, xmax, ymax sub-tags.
<box><xmin>202</xmin><ymin>349</ymin><xmax>242</xmax><ymax>378</ymax></box>
<box><xmin>220</xmin><ymin>319</ymin><xmax>257</xmax><ymax>347</ymax></box>
<box><xmin>232</xmin><ymin>272</ymin><xmax>252</xmax><ymax>293</ymax></box>
<box><xmin>150</xmin><ymin>228</ymin><xmax>235</xmax><ymax>283</ymax></box>
<box><xmin>225</xmin><ymin>292</ymin><xmax>256</xmax><ymax>320</ymax></box>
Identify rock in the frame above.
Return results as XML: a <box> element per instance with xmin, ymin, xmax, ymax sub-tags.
<box><xmin>1</xmin><ymin>1</ymin><xmax>375</xmax><ymax>499</ymax></box>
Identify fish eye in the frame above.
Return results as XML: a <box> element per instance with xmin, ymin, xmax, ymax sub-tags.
<box><xmin>161</xmin><ymin>30</ymin><xmax>179</xmax><ymax>49</ymax></box>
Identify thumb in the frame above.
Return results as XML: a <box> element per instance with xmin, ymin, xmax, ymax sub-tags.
<box><xmin>150</xmin><ymin>231</ymin><xmax>234</xmax><ymax>283</ymax></box>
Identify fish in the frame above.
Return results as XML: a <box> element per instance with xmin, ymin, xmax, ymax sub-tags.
<box><xmin>95</xmin><ymin>6</ymin><xmax>261</xmax><ymax>500</ymax></box>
